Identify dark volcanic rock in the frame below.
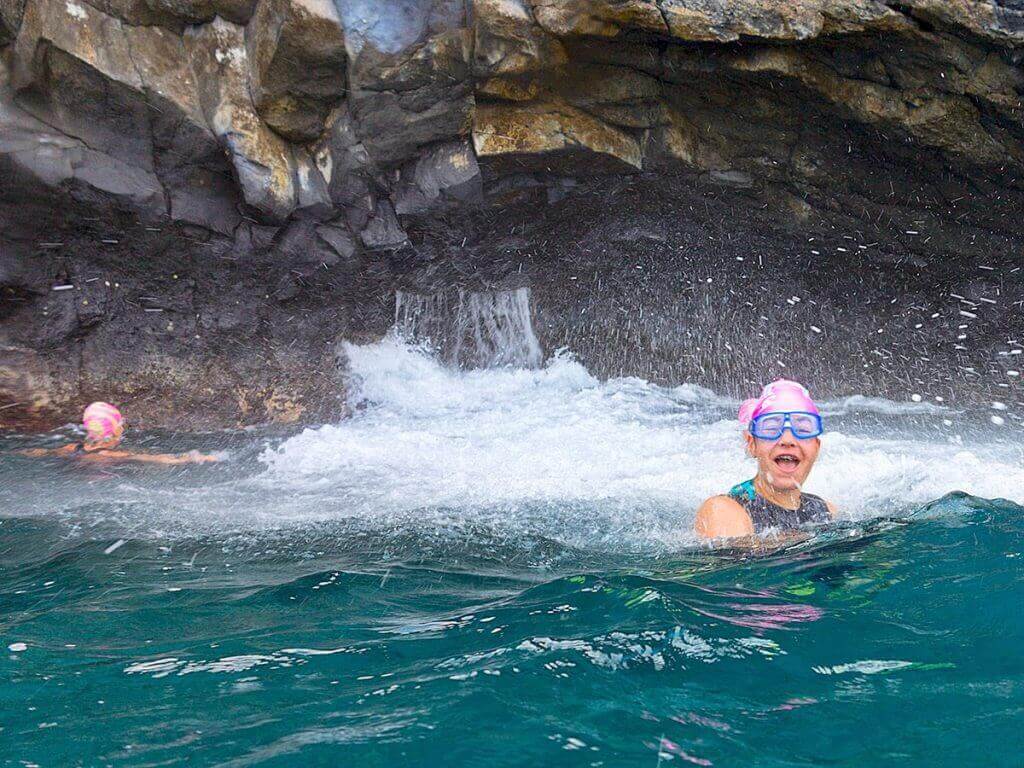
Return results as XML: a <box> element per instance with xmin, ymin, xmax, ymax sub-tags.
<box><xmin>394</xmin><ymin>140</ymin><xmax>482</xmax><ymax>214</ymax></box>
<box><xmin>1</xmin><ymin>0</ymin><xmax>1024</xmax><ymax>428</ymax></box>
<box><xmin>348</xmin><ymin>30</ymin><xmax>475</xmax><ymax>166</ymax></box>
<box><xmin>360</xmin><ymin>200</ymin><xmax>408</xmax><ymax>251</ymax></box>
<box><xmin>0</xmin><ymin>0</ymin><xmax>24</xmax><ymax>45</ymax></box>
<box><xmin>315</xmin><ymin>222</ymin><xmax>358</xmax><ymax>264</ymax></box>
<box><xmin>246</xmin><ymin>0</ymin><xmax>347</xmax><ymax>142</ymax></box>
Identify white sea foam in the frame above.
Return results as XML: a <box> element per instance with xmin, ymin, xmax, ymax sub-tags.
<box><xmin>262</xmin><ymin>338</ymin><xmax>739</xmax><ymax>514</ymax></box>
<box><xmin>8</xmin><ymin>336</ymin><xmax>1022</xmax><ymax>551</ymax></box>
<box><xmin>257</xmin><ymin>337</ymin><xmax>1024</xmax><ymax>546</ymax></box>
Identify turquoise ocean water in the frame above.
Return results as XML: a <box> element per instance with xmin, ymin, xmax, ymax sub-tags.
<box><xmin>3</xmin><ymin>338</ymin><xmax>1023</xmax><ymax>766</ymax></box>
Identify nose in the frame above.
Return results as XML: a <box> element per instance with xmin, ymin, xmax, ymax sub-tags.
<box><xmin>778</xmin><ymin>430</ymin><xmax>798</xmax><ymax>446</ymax></box>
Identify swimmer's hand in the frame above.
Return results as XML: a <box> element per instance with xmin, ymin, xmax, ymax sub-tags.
<box><xmin>179</xmin><ymin>449</ymin><xmax>225</xmax><ymax>464</ymax></box>
<box><xmin>186</xmin><ymin>450</ymin><xmax>222</xmax><ymax>464</ymax></box>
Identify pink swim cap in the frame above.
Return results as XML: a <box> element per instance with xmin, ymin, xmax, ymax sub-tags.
<box><xmin>83</xmin><ymin>402</ymin><xmax>123</xmax><ymax>441</ymax></box>
<box><xmin>738</xmin><ymin>379</ymin><xmax>819</xmax><ymax>426</ymax></box>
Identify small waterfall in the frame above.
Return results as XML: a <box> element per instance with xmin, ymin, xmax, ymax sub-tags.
<box><xmin>394</xmin><ymin>287</ymin><xmax>543</xmax><ymax>369</ymax></box>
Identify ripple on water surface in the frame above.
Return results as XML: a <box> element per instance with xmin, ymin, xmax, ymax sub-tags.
<box><xmin>2</xmin><ymin>495</ymin><xmax>1024</xmax><ymax>766</ymax></box>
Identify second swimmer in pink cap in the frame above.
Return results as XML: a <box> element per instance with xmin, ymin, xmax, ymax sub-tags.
<box><xmin>696</xmin><ymin>379</ymin><xmax>837</xmax><ymax>540</ymax></box>
<box><xmin>21</xmin><ymin>402</ymin><xmax>218</xmax><ymax>465</ymax></box>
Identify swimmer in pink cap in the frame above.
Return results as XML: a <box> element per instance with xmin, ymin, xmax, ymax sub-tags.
<box><xmin>82</xmin><ymin>401</ymin><xmax>124</xmax><ymax>451</ymax></box>
<box><xmin>696</xmin><ymin>380</ymin><xmax>837</xmax><ymax>540</ymax></box>
<box><xmin>20</xmin><ymin>402</ymin><xmax>219</xmax><ymax>465</ymax></box>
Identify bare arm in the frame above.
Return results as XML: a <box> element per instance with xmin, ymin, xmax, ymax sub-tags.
<box><xmin>695</xmin><ymin>495</ymin><xmax>756</xmax><ymax>540</ymax></box>
<box><xmin>16</xmin><ymin>445</ymin><xmax>218</xmax><ymax>464</ymax></box>
<box><xmin>104</xmin><ymin>450</ymin><xmax>219</xmax><ymax>462</ymax></box>
<box><xmin>82</xmin><ymin>450</ymin><xmax>220</xmax><ymax>465</ymax></box>
<box><xmin>17</xmin><ymin>445</ymin><xmax>78</xmax><ymax>457</ymax></box>
<box><xmin>19</xmin><ymin>448</ymin><xmax>54</xmax><ymax>457</ymax></box>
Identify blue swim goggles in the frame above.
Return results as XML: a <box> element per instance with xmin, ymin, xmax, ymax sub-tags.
<box><xmin>748</xmin><ymin>411</ymin><xmax>824</xmax><ymax>440</ymax></box>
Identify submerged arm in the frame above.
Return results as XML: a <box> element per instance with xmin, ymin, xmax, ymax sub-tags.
<box><xmin>15</xmin><ymin>445</ymin><xmax>218</xmax><ymax>464</ymax></box>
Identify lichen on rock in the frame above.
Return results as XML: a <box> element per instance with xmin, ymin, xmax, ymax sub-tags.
<box><xmin>473</xmin><ymin>98</ymin><xmax>643</xmax><ymax>171</ymax></box>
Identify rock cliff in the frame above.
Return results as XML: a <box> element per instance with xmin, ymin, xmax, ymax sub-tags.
<box><xmin>2</xmin><ymin>0</ymin><xmax>1023</xmax><ymax>428</ymax></box>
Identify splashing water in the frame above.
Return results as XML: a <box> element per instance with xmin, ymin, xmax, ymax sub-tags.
<box><xmin>4</xmin><ymin>335</ymin><xmax>1022</xmax><ymax>545</ymax></box>
<box><xmin>258</xmin><ymin>336</ymin><xmax>1024</xmax><ymax>545</ymax></box>
<box><xmin>394</xmin><ymin>287</ymin><xmax>543</xmax><ymax>369</ymax></box>
<box><xmin>3</xmin><ymin>338</ymin><xmax>1024</xmax><ymax>766</ymax></box>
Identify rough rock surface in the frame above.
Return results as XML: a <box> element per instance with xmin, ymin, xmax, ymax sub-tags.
<box><xmin>1</xmin><ymin>0</ymin><xmax>1023</xmax><ymax>429</ymax></box>
<box><xmin>246</xmin><ymin>0</ymin><xmax>346</xmax><ymax>142</ymax></box>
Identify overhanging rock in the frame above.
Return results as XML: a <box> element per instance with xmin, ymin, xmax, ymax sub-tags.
<box><xmin>246</xmin><ymin>0</ymin><xmax>347</xmax><ymax>142</ymax></box>
<box><xmin>473</xmin><ymin>98</ymin><xmax>643</xmax><ymax>172</ymax></box>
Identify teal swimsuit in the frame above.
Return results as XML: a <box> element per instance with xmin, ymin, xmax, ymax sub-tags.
<box><xmin>728</xmin><ymin>479</ymin><xmax>830</xmax><ymax>532</ymax></box>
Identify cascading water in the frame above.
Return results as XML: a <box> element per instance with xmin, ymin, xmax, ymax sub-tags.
<box><xmin>394</xmin><ymin>286</ymin><xmax>543</xmax><ymax>369</ymax></box>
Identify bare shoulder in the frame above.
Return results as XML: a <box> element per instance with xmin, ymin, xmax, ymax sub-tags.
<box><xmin>695</xmin><ymin>495</ymin><xmax>755</xmax><ymax>539</ymax></box>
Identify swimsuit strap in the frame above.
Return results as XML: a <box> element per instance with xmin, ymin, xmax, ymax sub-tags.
<box><xmin>729</xmin><ymin>479</ymin><xmax>757</xmax><ymax>503</ymax></box>
<box><xmin>728</xmin><ymin>479</ymin><xmax>829</xmax><ymax>532</ymax></box>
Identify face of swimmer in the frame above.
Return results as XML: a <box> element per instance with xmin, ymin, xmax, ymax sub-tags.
<box><xmin>83</xmin><ymin>420</ymin><xmax>124</xmax><ymax>451</ymax></box>
<box><xmin>83</xmin><ymin>430</ymin><xmax>122</xmax><ymax>454</ymax></box>
<box><xmin>745</xmin><ymin>429</ymin><xmax>820</xmax><ymax>492</ymax></box>
<box><xmin>84</xmin><ymin>433</ymin><xmax>122</xmax><ymax>451</ymax></box>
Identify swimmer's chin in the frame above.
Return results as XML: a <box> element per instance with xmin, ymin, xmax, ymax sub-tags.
<box><xmin>763</xmin><ymin>467</ymin><xmax>803</xmax><ymax>491</ymax></box>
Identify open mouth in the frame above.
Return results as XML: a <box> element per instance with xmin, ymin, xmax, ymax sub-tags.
<box><xmin>773</xmin><ymin>453</ymin><xmax>801</xmax><ymax>471</ymax></box>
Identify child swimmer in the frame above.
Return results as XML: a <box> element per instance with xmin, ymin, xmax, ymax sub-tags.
<box><xmin>20</xmin><ymin>402</ymin><xmax>219</xmax><ymax>465</ymax></box>
<box><xmin>696</xmin><ymin>379</ymin><xmax>838</xmax><ymax>540</ymax></box>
